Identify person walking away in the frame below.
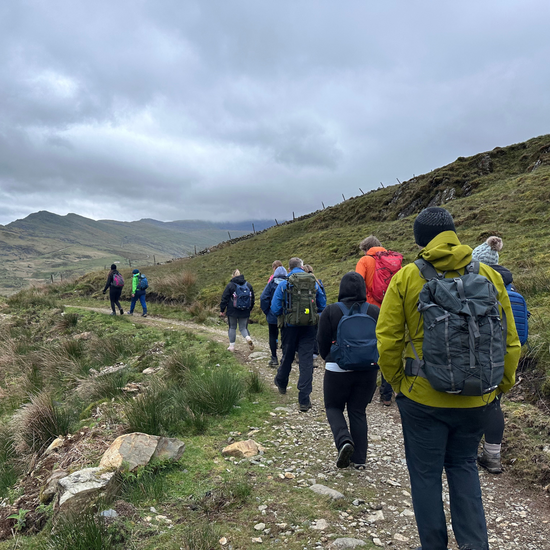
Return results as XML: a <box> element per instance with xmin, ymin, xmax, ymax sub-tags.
<box><xmin>355</xmin><ymin>236</ymin><xmax>402</xmax><ymax>406</ymax></box>
<box><xmin>267</xmin><ymin>260</ymin><xmax>284</xmax><ymax>283</ymax></box>
<box><xmin>377</xmin><ymin>207</ymin><xmax>520</xmax><ymax>550</ymax></box>
<box><xmin>260</xmin><ymin>265</ymin><xmax>288</xmax><ymax>366</ymax></box>
<box><xmin>271</xmin><ymin>257</ymin><xmax>326</xmax><ymax>412</ymax></box>
<box><xmin>102</xmin><ymin>264</ymin><xmax>124</xmax><ymax>315</ymax></box>
<box><xmin>317</xmin><ymin>272</ymin><xmax>379</xmax><ymax>470</ymax></box>
<box><xmin>220</xmin><ymin>269</ymin><xmax>255</xmax><ymax>352</ymax></box>
<box><xmin>472</xmin><ymin>236</ymin><xmax>528</xmax><ymax>474</ymax></box>
<box><xmin>129</xmin><ymin>269</ymin><xmax>148</xmax><ymax>317</ymax></box>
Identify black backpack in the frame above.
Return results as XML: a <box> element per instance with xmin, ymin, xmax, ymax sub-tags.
<box><xmin>330</xmin><ymin>302</ymin><xmax>379</xmax><ymax>370</ymax></box>
<box><xmin>407</xmin><ymin>259</ymin><xmax>506</xmax><ymax>396</ymax></box>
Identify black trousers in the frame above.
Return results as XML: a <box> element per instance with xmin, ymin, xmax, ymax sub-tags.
<box><xmin>483</xmin><ymin>394</ymin><xmax>504</xmax><ymax>445</ymax></box>
<box><xmin>109</xmin><ymin>287</ymin><xmax>123</xmax><ymax>313</ymax></box>
<box><xmin>323</xmin><ymin>369</ymin><xmax>378</xmax><ymax>465</ymax></box>
<box><xmin>268</xmin><ymin>323</ymin><xmax>279</xmax><ymax>358</ymax></box>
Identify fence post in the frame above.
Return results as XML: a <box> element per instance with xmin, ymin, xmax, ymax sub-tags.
<box><xmin>322</xmin><ymin>202</ymin><xmax>325</xmax><ymax>209</ymax></box>
<box><xmin>194</xmin><ymin>245</ymin><xmax>197</xmax><ymax>255</ymax></box>
<box><xmin>359</xmin><ymin>188</ymin><xmax>364</xmax><ymax>194</ymax></box>
<box><xmin>380</xmin><ymin>182</ymin><xmax>385</xmax><ymax>188</ymax></box>
<box><xmin>342</xmin><ymin>194</ymin><xmax>346</xmax><ymax>201</ymax></box>
<box><xmin>396</xmin><ymin>177</ymin><xmax>401</xmax><ymax>184</ymax></box>
<box><xmin>293</xmin><ymin>212</ymin><xmax>295</xmax><ymax>221</ymax></box>
<box><xmin>51</xmin><ymin>274</ymin><xmax>54</xmax><ymax>283</ymax></box>
<box><xmin>252</xmin><ymin>223</ymin><xmax>256</xmax><ymax>234</ymax></box>
<box><xmin>275</xmin><ymin>219</ymin><xmax>278</xmax><ymax>226</ymax></box>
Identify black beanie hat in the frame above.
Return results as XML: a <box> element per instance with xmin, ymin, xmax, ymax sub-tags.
<box><xmin>110</xmin><ymin>264</ymin><xmax>117</xmax><ymax>270</ymax></box>
<box><xmin>413</xmin><ymin>207</ymin><xmax>456</xmax><ymax>247</ymax></box>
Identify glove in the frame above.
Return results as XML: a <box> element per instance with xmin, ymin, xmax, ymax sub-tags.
<box><xmin>103</xmin><ymin>290</ymin><xmax>106</xmax><ymax>295</ymax></box>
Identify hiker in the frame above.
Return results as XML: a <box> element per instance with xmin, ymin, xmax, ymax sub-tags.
<box><xmin>260</xmin><ymin>265</ymin><xmax>288</xmax><ymax>366</ymax></box>
<box><xmin>267</xmin><ymin>260</ymin><xmax>284</xmax><ymax>283</ymax></box>
<box><xmin>220</xmin><ymin>269</ymin><xmax>255</xmax><ymax>352</ymax></box>
<box><xmin>355</xmin><ymin>236</ymin><xmax>401</xmax><ymax>406</ymax></box>
<box><xmin>102</xmin><ymin>264</ymin><xmax>124</xmax><ymax>315</ymax></box>
<box><xmin>303</xmin><ymin>264</ymin><xmax>325</xmax><ymax>361</ymax></box>
<box><xmin>317</xmin><ymin>272</ymin><xmax>379</xmax><ymax>470</ymax></box>
<box><xmin>129</xmin><ymin>268</ymin><xmax>148</xmax><ymax>317</ymax></box>
<box><xmin>472</xmin><ymin>236</ymin><xmax>527</xmax><ymax>474</ymax></box>
<box><xmin>271</xmin><ymin>257</ymin><xmax>326</xmax><ymax>412</ymax></box>
<box><xmin>377</xmin><ymin>207</ymin><xmax>520</xmax><ymax>550</ymax></box>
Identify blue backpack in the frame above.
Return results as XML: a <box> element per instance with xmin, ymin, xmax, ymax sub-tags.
<box><xmin>330</xmin><ymin>302</ymin><xmax>379</xmax><ymax>370</ymax></box>
<box><xmin>506</xmin><ymin>283</ymin><xmax>529</xmax><ymax>345</ymax></box>
<box><xmin>138</xmin><ymin>274</ymin><xmax>148</xmax><ymax>291</ymax></box>
<box><xmin>233</xmin><ymin>282</ymin><xmax>252</xmax><ymax>310</ymax></box>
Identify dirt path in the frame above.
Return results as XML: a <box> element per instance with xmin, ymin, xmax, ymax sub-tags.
<box><xmin>68</xmin><ymin>305</ymin><xmax>550</xmax><ymax>549</ymax></box>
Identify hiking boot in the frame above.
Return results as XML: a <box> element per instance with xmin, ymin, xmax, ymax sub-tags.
<box><xmin>128</xmin><ymin>312</ymin><xmax>134</xmax><ymax>316</ymax></box>
<box><xmin>274</xmin><ymin>376</ymin><xmax>286</xmax><ymax>395</ymax></box>
<box><xmin>120</xmin><ymin>309</ymin><xmax>124</xmax><ymax>315</ymax></box>
<box><xmin>478</xmin><ymin>450</ymin><xmax>502</xmax><ymax>474</ymax></box>
<box><xmin>382</xmin><ymin>400</ymin><xmax>392</xmax><ymax>407</ymax></box>
<box><xmin>299</xmin><ymin>401</ymin><xmax>312</xmax><ymax>412</ymax></box>
<box><xmin>109</xmin><ymin>312</ymin><xmax>116</xmax><ymax>316</ymax></box>
<box><xmin>353</xmin><ymin>463</ymin><xmax>366</xmax><ymax>471</ymax></box>
<box><xmin>336</xmin><ymin>442</ymin><xmax>354</xmax><ymax>469</ymax></box>
<box><xmin>142</xmin><ymin>313</ymin><xmax>148</xmax><ymax>317</ymax></box>
<box><xmin>247</xmin><ymin>338</ymin><xmax>254</xmax><ymax>351</ymax></box>
<box><xmin>268</xmin><ymin>357</ymin><xmax>278</xmax><ymax>367</ymax></box>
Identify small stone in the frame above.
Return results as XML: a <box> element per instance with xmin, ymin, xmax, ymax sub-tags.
<box><xmin>309</xmin><ymin>484</ymin><xmax>344</xmax><ymax>500</ymax></box>
<box><xmin>251</xmin><ymin>537</ymin><xmax>263</xmax><ymax>543</ymax></box>
<box><xmin>311</xmin><ymin>518</ymin><xmax>328</xmax><ymax>530</ymax></box>
<box><xmin>400</xmin><ymin>509</ymin><xmax>414</xmax><ymax>517</ymax></box>
<box><xmin>254</xmin><ymin>523</ymin><xmax>266</xmax><ymax>531</ymax></box>
<box><xmin>100</xmin><ymin>509</ymin><xmax>118</xmax><ymax>518</ymax></box>
<box><xmin>366</xmin><ymin>510</ymin><xmax>384</xmax><ymax>523</ymax></box>
<box><xmin>219</xmin><ymin>537</ymin><xmax>228</xmax><ymax>545</ymax></box>
<box><xmin>393</xmin><ymin>533</ymin><xmax>409</xmax><ymax>542</ymax></box>
<box><xmin>284</xmin><ymin>472</ymin><xmax>295</xmax><ymax>479</ymax></box>
<box><xmin>329</xmin><ymin>538</ymin><xmax>367</xmax><ymax>549</ymax></box>
<box><xmin>372</xmin><ymin>537</ymin><xmax>383</xmax><ymax>547</ymax></box>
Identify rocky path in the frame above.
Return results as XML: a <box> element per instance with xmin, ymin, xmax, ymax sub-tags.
<box><xmin>69</xmin><ymin>305</ymin><xmax>550</xmax><ymax>549</ymax></box>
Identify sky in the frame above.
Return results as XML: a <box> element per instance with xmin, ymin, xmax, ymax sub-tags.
<box><xmin>1</xmin><ymin>0</ymin><xmax>549</xmax><ymax>226</ymax></box>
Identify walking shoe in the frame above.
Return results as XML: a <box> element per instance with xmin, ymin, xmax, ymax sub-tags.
<box><xmin>274</xmin><ymin>376</ymin><xmax>286</xmax><ymax>395</ymax></box>
<box><xmin>141</xmin><ymin>313</ymin><xmax>148</xmax><ymax>317</ymax></box>
<box><xmin>109</xmin><ymin>312</ymin><xmax>116</xmax><ymax>316</ymax></box>
<box><xmin>120</xmin><ymin>309</ymin><xmax>124</xmax><ymax>315</ymax></box>
<box><xmin>128</xmin><ymin>312</ymin><xmax>134</xmax><ymax>316</ymax></box>
<box><xmin>246</xmin><ymin>337</ymin><xmax>254</xmax><ymax>351</ymax></box>
<box><xmin>382</xmin><ymin>400</ymin><xmax>392</xmax><ymax>407</ymax></box>
<box><xmin>336</xmin><ymin>442</ymin><xmax>354</xmax><ymax>469</ymax></box>
<box><xmin>478</xmin><ymin>450</ymin><xmax>502</xmax><ymax>474</ymax></box>
<box><xmin>353</xmin><ymin>463</ymin><xmax>366</xmax><ymax>470</ymax></box>
<box><xmin>227</xmin><ymin>345</ymin><xmax>235</xmax><ymax>352</ymax></box>
<box><xmin>268</xmin><ymin>357</ymin><xmax>278</xmax><ymax>367</ymax></box>
<box><xmin>299</xmin><ymin>401</ymin><xmax>312</xmax><ymax>412</ymax></box>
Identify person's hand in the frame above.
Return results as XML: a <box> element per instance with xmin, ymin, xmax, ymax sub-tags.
<box><xmin>219</xmin><ymin>311</ymin><xmax>226</xmax><ymax>318</ymax></box>
<box><xmin>132</xmin><ymin>293</ymin><xmax>135</xmax><ymax>298</ymax></box>
<box><xmin>102</xmin><ymin>290</ymin><xmax>106</xmax><ymax>295</ymax></box>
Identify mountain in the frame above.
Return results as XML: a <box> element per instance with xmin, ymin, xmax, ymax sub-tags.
<box><xmin>0</xmin><ymin>214</ymin><xmax>277</xmax><ymax>294</ymax></box>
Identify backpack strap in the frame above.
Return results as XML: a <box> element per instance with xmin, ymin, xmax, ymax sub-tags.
<box><xmin>414</xmin><ymin>259</ymin><xmax>440</xmax><ymax>281</ymax></box>
<box><xmin>336</xmin><ymin>302</ymin><xmax>369</xmax><ymax>316</ymax></box>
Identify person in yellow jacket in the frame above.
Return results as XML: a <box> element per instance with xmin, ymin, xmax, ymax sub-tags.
<box><xmin>376</xmin><ymin>207</ymin><xmax>520</xmax><ymax>550</ymax></box>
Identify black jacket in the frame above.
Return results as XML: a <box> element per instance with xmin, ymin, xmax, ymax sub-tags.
<box><xmin>220</xmin><ymin>275</ymin><xmax>255</xmax><ymax>318</ymax></box>
<box><xmin>489</xmin><ymin>264</ymin><xmax>514</xmax><ymax>288</ymax></box>
<box><xmin>103</xmin><ymin>270</ymin><xmax>123</xmax><ymax>293</ymax></box>
<box><xmin>317</xmin><ymin>272</ymin><xmax>379</xmax><ymax>362</ymax></box>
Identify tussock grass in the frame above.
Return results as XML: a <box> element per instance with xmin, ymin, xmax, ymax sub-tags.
<box><xmin>89</xmin><ymin>335</ymin><xmax>136</xmax><ymax>365</ymax></box>
<box><xmin>56</xmin><ymin>312</ymin><xmax>79</xmax><ymax>332</ymax></box>
<box><xmin>164</xmin><ymin>348</ymin><xmax>200</xmax><ymax>384</ymax></box>
<box><xmin>153</xmin><ymin>270</ymin><xmax>199</xmax><ymax>303</ymax></box>
<box><xmin>184</xmin><ymin>369</ymin><xmax>244</xmax><ymax>416</ymax></box>
<box><xmin>182</xmin><ymin>520</ymin><xmax>222</xmax><ymax>550</ymax></box>
<box><xmin>62</xmin><ymin>339</ymin><xmax>86</xmax><ymax>360</ymax></box>
<box><xmin>44</xmin><ymin>511</ymin><xmax>115</xmax><ymax>550</ymax></box>
<box><xmin>7</xmin><ymin>288</ymin><xmax>59</xmax><ymax>309</ymax></box>
<box><xmin>81</xmin><ymin>369</ymin><xmax>131</xmax><ymax>401</ymax></box>
<box><xmin>11</xmin><ymin>391</ymin><xmax>76</xmax><ymax>454</ymax></box>
<box><xmin>0</xmin><ymin>424</ymin><xmax>18</xmax><ymax>498</ymax></box>
<box><xmin>245</xmin><ymin>370</ymin><xmax>265</xmax><ymax>395</ymax></box>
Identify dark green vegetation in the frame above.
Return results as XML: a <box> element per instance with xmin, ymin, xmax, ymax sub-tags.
<box><xmin>0</xmin><ymin>212</ymin><xmax>278</xmax><ymax>295</ymax></box>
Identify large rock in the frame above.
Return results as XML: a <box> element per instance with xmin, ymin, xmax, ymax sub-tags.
<box><xmin>221</xmin><ymin>439</ymin><xmax>265</xmax><ymax>458</ymax></box>
<box><xmin>56</xmin><ymin>467</ymin><xmax>116</xmax><ymax>512</ymax></box>
<box><xmin>99</xmin><ymin>433</ymin><xmax>185</xmax><ymax>472</ymax></box>
<box><xmin>40</xmin><ymin>469</ymin><xmax>68</xmax><ymax>504</ymax></box>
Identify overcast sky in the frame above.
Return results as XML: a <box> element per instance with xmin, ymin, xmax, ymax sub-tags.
<box><xmin>1</xmin><ymin>1</ymin><xmax>549</xmax><ymax>226</ymax></box>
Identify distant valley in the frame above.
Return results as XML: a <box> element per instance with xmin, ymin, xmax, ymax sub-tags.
<box><xmin>0</xmin><ymin>212</ymin><xmax>277</xmax><ymax>294</ymax></box>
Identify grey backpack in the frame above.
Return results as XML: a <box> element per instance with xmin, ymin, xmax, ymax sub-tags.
<box><xmin>407</xmin><ymin>259</ymin><xmax>507</xmax><ymax>396</ymax></box>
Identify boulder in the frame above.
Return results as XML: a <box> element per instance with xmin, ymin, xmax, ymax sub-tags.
<box><xmin>221</xmin><ymin>439</ymin><xmax>265</xmax><ymax>458</ymax></box>
<box><xmin>56</xmin><ymin>467</ymin><xmax>116</xmax><ymax>512</ymax></box>
<box><xmin>99</xmin><ymin>432</ymin><xmax>185</xmax><ymax>472</ymax></box>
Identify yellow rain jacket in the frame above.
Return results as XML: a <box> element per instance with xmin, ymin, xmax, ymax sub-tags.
<box><xmin>376</xmin><ymin>231</ymin><xmax>521</xmax><ymax>408</ymax></box>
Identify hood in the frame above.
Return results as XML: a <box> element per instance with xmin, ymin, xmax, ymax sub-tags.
<box><xmin>338</xmin><ymin>272</ymin><xmax>367</xmax><ymax>303</ymax></box>
<box><xmin>273</xmin><ymin>266</ymin><xmax>288</xmax><ymax>278</ymax></box>
<box><xmin>418</xmin><ymin>231</ymin><xmax>472</xmax><ymax>272</ymax></box>
<box><xmin>490</xmin><ymin>264</ymin><xmax>513</xmax><ymax>286</ymax></box>
<box><xmin>231</xmin><ymin>274</ymin><xmax>246</xmax><ymax>285</ymax></box>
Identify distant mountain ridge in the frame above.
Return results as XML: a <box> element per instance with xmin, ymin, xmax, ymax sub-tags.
<box><xmin>0</xmin><ymin>212</ymin><xmax>279</xmax><ymax>294</ymax></box>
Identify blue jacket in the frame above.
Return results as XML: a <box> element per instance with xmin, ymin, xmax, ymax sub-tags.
<box><xmin>260</xmin><ymin>277</ymin><xmax>287</xmax><ymax>324</ymax></box>
<box><xmin>271</xmin><ymin>267</ymin><xmax>326</xmax><ymax>321</ymax></box>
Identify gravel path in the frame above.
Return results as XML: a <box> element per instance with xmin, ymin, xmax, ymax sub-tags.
<box><xmin>69</xmin><ymin>305</ymin><xmax>550</xmax><ymax>549</ymax></box>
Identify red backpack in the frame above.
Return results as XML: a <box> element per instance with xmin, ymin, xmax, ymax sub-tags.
<box><xmin>369</xmin><ymin>251</ymin><xmax>403</xmax><ymax>303</ymax></box>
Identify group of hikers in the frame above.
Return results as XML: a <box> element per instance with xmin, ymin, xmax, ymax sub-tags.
<box><xmin>218</xmin><ymin>206</ymin><xmax>526</xmax><ymax>550</ymax></box>
<box><xmin>102</xmin><ymin>265</ymin><xmax>149</xmax><ymax>317</ymax></box>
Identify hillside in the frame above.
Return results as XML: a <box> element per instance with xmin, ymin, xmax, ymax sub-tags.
<box><xmin>0</xmin><ymin>213</ymin><xmax>277</xmax><ymax>295</ymax></box>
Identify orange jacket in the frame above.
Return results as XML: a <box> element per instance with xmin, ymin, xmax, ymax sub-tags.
<box><xmin>355</xmin><ymin>246</ymin><xmax>387</xmax><ymax>307</ymax></box>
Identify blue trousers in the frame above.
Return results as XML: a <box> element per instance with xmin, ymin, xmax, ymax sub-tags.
<box><xmin>129</xmin><ymin>293</ymin><xmax>147</xmax><ymax>314</ymax></box>
<box><xmin>397</xmin><ymin>395</ymin><xmax>488</xmax><ymax>550</ymax></box>
<box><xmin>275</xmin><ymin>325</ymin><xmax>316</xmax><ymax>406</ymax></box>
